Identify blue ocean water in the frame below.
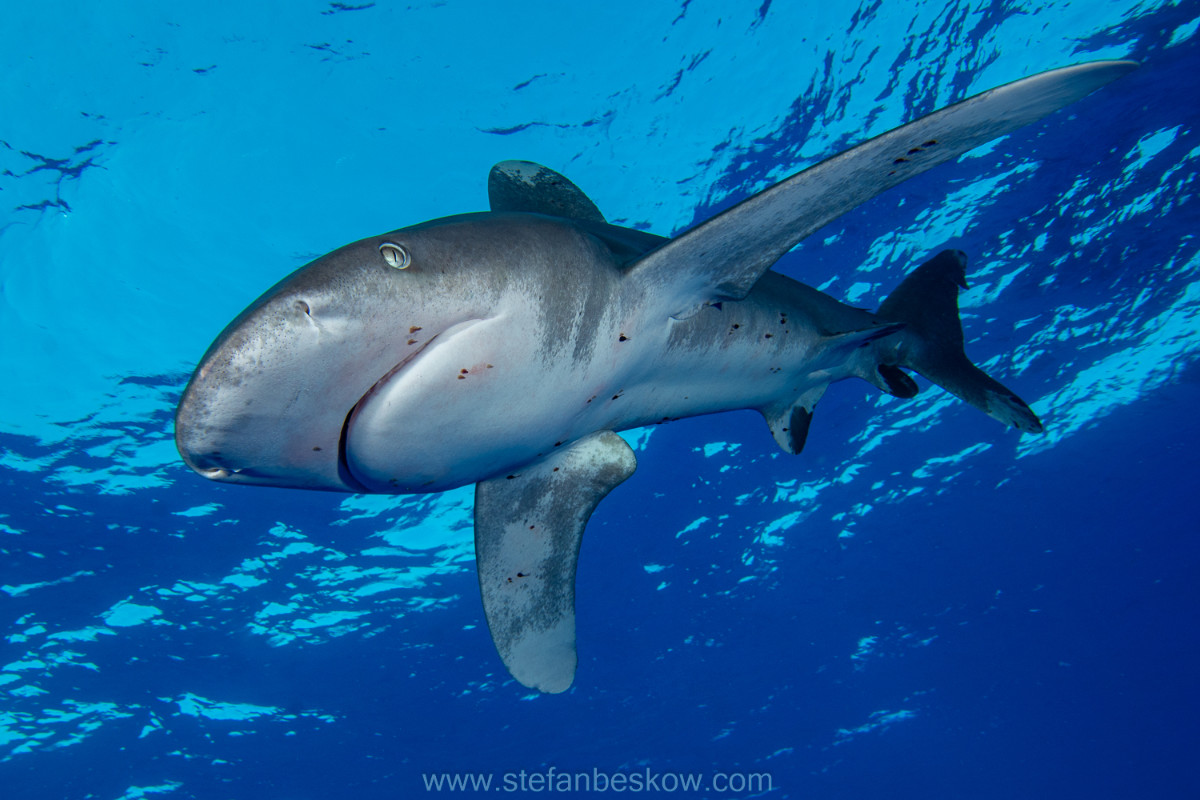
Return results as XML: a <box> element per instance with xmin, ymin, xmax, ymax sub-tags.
<box><xmin>2</xmin><ymin>1</ymin><xmax>1198</xmax><ymax>797</ymax></box>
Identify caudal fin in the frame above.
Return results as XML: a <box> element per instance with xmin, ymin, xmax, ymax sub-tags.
<box><xmin>876</xmin><ymin>250</ymin><xmax>1044</xmax><ymax>433</ymax></box>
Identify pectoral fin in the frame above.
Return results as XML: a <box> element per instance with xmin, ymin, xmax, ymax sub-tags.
<box><xmin>628</xmin><ymin>60</ymin><xmax>1137</xmax><ymax>319</ymax></box>
<box><xmin>473</xmin><ymin>431</ymin><xmax>637</xmax><ymax>693</ymax></box>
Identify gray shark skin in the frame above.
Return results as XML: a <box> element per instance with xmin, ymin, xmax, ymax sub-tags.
<box><xmin>175</xmin><ymin>60</ymin><xmax>1136</xmax><ymax>693</ymax></box>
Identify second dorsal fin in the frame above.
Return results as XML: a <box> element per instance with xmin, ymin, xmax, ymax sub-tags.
<box><xmin>488</xmin><ymin>160</ymin><xmax>606</xmax><ymax>223</ymax></box>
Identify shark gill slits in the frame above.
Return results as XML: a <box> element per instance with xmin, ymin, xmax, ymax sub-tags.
<box><xmin>379</xmin><ymin>242</ymin><xmax>411</xmax><ymax>270</ymax></box>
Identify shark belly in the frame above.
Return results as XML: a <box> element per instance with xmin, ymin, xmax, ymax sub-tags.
<box><xmin>343</xmin><ymin>297</ymin><xmax>631</xmax><ymax>493</ymax></box>
<box><xmin>341</xmin><ymin>267</ymin><xmax>880</xmax><ymax>496</ymax></box>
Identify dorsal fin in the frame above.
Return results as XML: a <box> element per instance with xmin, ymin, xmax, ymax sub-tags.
<box><xmin>488</xmin><ymin>160</ymin><xmax>606</xmax><ymax>223</ymax></box>
<box><xmin>627</xmin><ymin>60</ymin><xmax>1137</xmax><ymax>319</ymax></box>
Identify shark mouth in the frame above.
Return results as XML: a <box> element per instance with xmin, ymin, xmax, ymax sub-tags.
<box><xmin>336</xmin><ymin>331</ymin><xmax>444</xmax><ymax>494</ymax></box>
<box><xmin>337</xmin><ymin>317</ymin><xmax>491</xmax><ymax>493</ymax></box>
<box><xmin>336</xmin><ymin>403</ymin><xmax>372</xmax><ymax>493</ymax></box>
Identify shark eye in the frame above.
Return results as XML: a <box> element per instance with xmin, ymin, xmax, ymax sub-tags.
<box><xmin>379</xmin><ymin>242</ymin><xmax>411</xmax><ymax>270</ymax></box>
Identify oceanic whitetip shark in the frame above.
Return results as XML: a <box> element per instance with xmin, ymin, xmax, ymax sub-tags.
<box><xmin>176</xmin><ymin>61</ymin><xmax>1137</xmax><ymax>692</ymax></box>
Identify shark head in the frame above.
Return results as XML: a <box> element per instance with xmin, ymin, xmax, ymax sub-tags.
<box><xmin>175</xmin><ymin>214</ymin><xmax>507</xmax><ymax>493</ymax></box>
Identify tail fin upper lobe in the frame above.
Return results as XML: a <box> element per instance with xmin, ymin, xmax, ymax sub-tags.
<box><xmin>877</xmin><ymin>250</ymin><xmax>1044</xmax><ymax>433</ymax></box>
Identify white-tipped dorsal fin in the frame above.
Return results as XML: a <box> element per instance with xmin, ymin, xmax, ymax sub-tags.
<box><xmin>488</xmin><ymin>160</ymin><xmax>606</xmax><ymax>223</ymax></box>
<box><xmin>473</xmin><ymin>431</ymin><xmax>636</xmax><ymax>693</ymax></box>
<box><xmin>629</xmin><ymin>60</ymin><xmax>1138</xmax><ymax>319</ymax></box>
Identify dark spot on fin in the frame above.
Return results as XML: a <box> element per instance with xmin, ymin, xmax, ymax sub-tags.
<box><xmin>787</xmin><ymin>406</ymin><xmax>814</xmax><ymax>455</ymax></box>
<box><xmin>877</xmin><ymin>364</ymin><xmax>919</xmax><ymax>398</ymax></box>
<box><xmin>761</xmin><ymin>385</ymin><xmax>826</xmax><ymax>456</ymax></box>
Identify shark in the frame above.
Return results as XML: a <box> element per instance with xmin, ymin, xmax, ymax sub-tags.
<box><xmin>175</xmin><ymin>60</ymin><xmax>1136</xmax><ymax>693</ymax></box>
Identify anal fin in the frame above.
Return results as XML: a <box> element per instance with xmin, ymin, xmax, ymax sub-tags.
<box><xmin>473</xmin><ymin>431</ymin><xmax>636</xmax><ymax>693</ymax></box>
<box><xmin>761</xmin><ymin>385</ymin><xmax>827</xmax><ymax>455</ymax></box>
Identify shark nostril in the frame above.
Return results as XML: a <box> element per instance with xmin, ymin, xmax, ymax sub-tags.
<box><xmin>181</xmin><ymin>449</ymin><xmax>240</xmax><ymax>481</ymax></box>
<box><xmin>294</xmin><ymin>300</ymin><xmax>311</xmax><ymax>316</ymax></box>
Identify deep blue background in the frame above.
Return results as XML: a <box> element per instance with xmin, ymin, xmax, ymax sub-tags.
<box><xmin>2</xmin><ymin>1</ymin><xmax>1198</xmax><ymax>798</ymax></box>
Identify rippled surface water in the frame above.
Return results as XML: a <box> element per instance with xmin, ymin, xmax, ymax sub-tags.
<box><xmin>2</xmin><ymin>2</ymin><xmax>1198</xmax><ymax>798</ymax></box>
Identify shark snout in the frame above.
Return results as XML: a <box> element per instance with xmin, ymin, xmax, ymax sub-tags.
<box><xmin>174</xmin><ymin>237</ymin><xmax>486</xmax><ymax>494</ymax></box>
<box><xmin>173</xmin><ymin>295</ymin><xmax>386</xmax><ymax>493</ymax></box>
<box><xmin>174</xmin><ymin>439</ymin><xmax>234</xmax><ymax>480</ymax></box>
<box><xmin>173</xmin><ymin>396</ymin><xmax>242</xmax><ymax>481</ymax></box>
